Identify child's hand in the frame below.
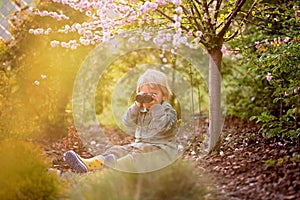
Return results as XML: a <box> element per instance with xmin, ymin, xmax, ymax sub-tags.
<box><xmin>135</xmin><ymin>101</ymin><xmax>142</xmax><ymax>108</ymax></box>
<box><xmin>143</xmin><ymin>93</ymin><xmax>160</xmax><ymax>109</ymax></box>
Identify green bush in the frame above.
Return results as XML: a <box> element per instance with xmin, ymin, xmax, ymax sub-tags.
<box><xmin>225</xmin><ymin>1</ymin><xmax>300</xmax><ymax>141</ymax></box>
<box><xmin>235</xmin><ymin>39</ymin><xmax>300</xmax><ymax>140</ymax></box>
<box><xmin>0</xmin><ymin>140</ymin><xmax>61</xmax><ymax>200</ymax></box>
<box><xmin>0</xmin><ymin>0</ymin><xmax>94</xmax><ymax>141</ymax></box>
<box><xmin>66</xmin><ymin>160</ymin><xmax>216</xmax><ymax>200</ymax></box>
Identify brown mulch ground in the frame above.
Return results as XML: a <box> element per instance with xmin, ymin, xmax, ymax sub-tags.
<box><xmin>196</xmin><ymin>117</ymin><xmax>300</xmax><ymax>200</ymax></box>
<box><xmin>43</xmin><ymin>117</ymin><xmax>300</xmax><ymax>200</ymax></box>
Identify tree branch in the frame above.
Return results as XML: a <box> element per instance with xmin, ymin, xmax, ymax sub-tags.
<box><xmin>223</xmin><ymin>29</ymin><xmax>239</xmax><ymax>42</ymax></box>
<box><xmin>179</xmin><ymin>4</ymin><xmax>200</xmax><ymax>31</ymax></box>
<box><xmin>218</xmin><ymin>0</ymin><xmax>246</xmax><ymax>38</ymax></box>
<box><xmin>202</xmin><ymin>0</ymin><xmax>213</xmax><ymax>24</ymax></box>
<box><xmin>213</xmin><ymin>0</ymin><xmax>223</xmax><ymax>22</ymax></box>
<box><xmin>189</xmin><ymin>0</ymin><xmax>204</xmax><ymax>31</ymax></box>
<box><xmin>224</xmin><ymin>0</ymin><xmax>258</xmax><ymax>42</ymax></box>
<box><xmin>153</xmin><ymin>8</ymin><xmax>191</xmax><ymax>33</ymax></box>
<box><xmin>208</xmin><ymin>0</ymin><xmax>214</xmax><ymax>6</ymax></box>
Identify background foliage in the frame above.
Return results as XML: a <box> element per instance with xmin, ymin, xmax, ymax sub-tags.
<box><xmin>225</xmin><ymin>0</ymin><xmax>300</xmax><ymax>141</ymax></box>
<box><xmin>0</xmin><ymin>140</ymin><xmax>60</xmax><ymax>199</ymax></box>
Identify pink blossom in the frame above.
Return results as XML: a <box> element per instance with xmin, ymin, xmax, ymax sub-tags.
<box><xmin>34</xmin><ymin>9</ymin><xmax>69</xmax><ymax>20</ymax></box>
<box><xmin>156</xmin><ymin>0</ymin><xmax>166</xmax><ymax>5</ymax></box>
<box><xmin>172</xmin><ymin>39</ymin><xmax>180</xmax><ymax>47</ymax></box>
<box><xmin>64</xmin><ymin>25</ymin><xmax>70</xmax><ymax>31</ymax></box>
<box><xmin>194</xmin><ymin>37</ymin><xmax>200</xmax><ymax>43</ymax></box>
<box><xmin>80</xmin><ymin>38</ymin><xmax>90</xmax><ymax>46</ymax></box>
<box><xmin>149</xmin><ymin>2</ymin><xmax>158</xmax><ymax>9</ymax></box>
<box><xmin>142</xmin><ymin>32</ymin><xmax>152</xmax><ymax>41</ymax></box>
<box><xmin>68</xmin><ymin>40</ymin><xmax>79</xmax><ymax>50</ymax></box>
<box><xmin>175</xmin><ymin>7</ymin><xmax>183</xmax><ymax>14</ymax></box>
<box><xmin>277</xmin><ymin>142</ymin><xmax>283</xmax><ymax>146</ymax></box>
<box><xmin>203</xmin><ymin>13</ymin><xmax>209</xmax><ymax>23</ymax></box>
<box><xmin>127</xmin><ymin>14</ymin><xmax>137</xmax><ymax>23</ymax></box>
<box><xmin>32</xmin><ymin>28</ymin><xmax>44</xmax><ymax>35</ymax></box>
<box><xmin>61</xmin><ymin>42</ymin><xmax>70</xmax><ymax>48</ymax></box>
<box><xmin>153</xmin><ymin>37</ymin><xmax>165</xmax><ymax>45</ymax></box>
<box><xmin>117</xmin><ymin>29</ymin><xmax>124</xmax><ymax>35</ymax></box>
<box><xmin>50</xmin><ymin>40</ymin><xmax>60</xmax><ymax>47</ymax></box>
<box><xmin>128</xmin><ymin>37</ymin><xmax>136</xmax><ymax>43</ymax></box>
<box><xmin>173</xmin><ymin>21</ymin><xmax>181</xmax><ymax>28</ymax></box>
<box><xmin>172</xmin><ymin>0</ymin><xmax>182</xmax><ymax>6</ymax></box>
<box><xmin>264</xmin><ymin>39</ymin><xmax>269</xmax><ymax>44</ymax></box>
<box><xmin>140</xmin><ymin>1</ymin><xmax>158</xmax><ymax>13</ymax></box>
<box><xmin>86</xmin><ymin>31</ymin><xmax>93</xmax><ymax>39</ymax></box>
<box><xmin>173</xmin><ymin>14</ymin><xmax>181</xmax><ymax>22</ymax></box>
<box><xmin>255</xmin><ymin>41</ymin><xmax>261</xmax><ymax>49</ymax></box>
<box><xmin>171</xmin><ymin>48</ymin><xmax>177</xmax><ymax>55</ymax></box>
<box><xmin>283</xmin><ymin>37</ymin><xmax>290</xmax><ymax>43</ymax></box>
<box><xmin>165</xmin><ymin>33</ymin><xmax>172</xmax><ymax>41</ymax></box>
<box><xmin>179</xmin><ymin>36</ymin><xmax>187</xmax><ymax>44</ymax></box>
<box><xmin>102</xmin><ymin>32</ymin><xmax>111</xmax><ymax>41</ymax></box>
<box><xmin>93</xmin><ymin>35</ymin><xmax>102</xmax><ymax>43</ymax></box>
<box><xmin>34</xmin><ymin>80</ymin><xmax>40</xmax><ymax>86</ymax></box>
<box><xmin>138</xmin><ymin>19</ymin><xmax>144</xmax><ymax>25</ymax></box>
<box><xmin>266</xmin><ymin>73</ymin><xmax>273</xmax><ymax>82</ymax></box>
<box><xmin>221</xmin><ymin>45</ymin><xmax>227</xmax><ymax>54</ymax></box>
<box><xmin>196</xmin><ymin>31</ymin><xmax>202</xmax><ymax>37</ymax></box>
<box><xmin>63</xmin><ymin>0</ymin><xmax>72</xmax><ymax>5</ymax></box>
<box><xmin>44</xmin><ymin>28</ymin><xmax>51</xmax><ymax>35</ymax></box>
<box><xmin>42</xmin><ymin>10</ymin><xmax>48</xmax><ymax>16</ymax></box>
<box><xmin>221</xmin><ymin>45</ymin><xmax>232</xmax><ymax>55</ymax></box>
<box><xmin>154</xmin><ymin>18</ymin><xmax>160</xmax><ymax>23</ymax></box>
<box><xmin>78</xmin><ymin>28</ymin><xmax>85</xmax><ymax>35</ymax></box>
<box><xmin>186</xmin><ymin>31</ymin><xmax>193</xmax><ymax>37</ymax></box>
<box><xmin>86</xmin><ymin>10</ymin><xmax>92</xmax><ymax>17</ymax></box>
<box><xmin>74</xmin><ymin>23</ymin><xmax>81</xmax><ymax>30</ymax></box>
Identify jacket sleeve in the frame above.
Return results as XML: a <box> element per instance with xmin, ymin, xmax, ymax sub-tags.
<box><xmin>147</xmin><ymin>102</ymin><xmax>177</xmax><ymax>138</ymax></box>
<box><xmin>122</xmin><ymin>103</ymin><xmax>139</xmax><ymax>135</ymax></box>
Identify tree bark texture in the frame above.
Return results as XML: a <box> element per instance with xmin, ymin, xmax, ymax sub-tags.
<box><xmin>208</xmin><ymin>47</ymin><xmax>223</xmax><ymax>152</ymax></box>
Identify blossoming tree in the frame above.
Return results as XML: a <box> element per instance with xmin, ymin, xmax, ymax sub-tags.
<box><xmin>29</xmin><ymin>0</ymin><xmax>258</xmax><ymax>152</ymax></box>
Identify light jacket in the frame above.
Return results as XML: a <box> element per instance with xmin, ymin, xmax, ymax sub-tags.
<box><xmin>122</xmin><ymin>101</ymin><xmax>178</xmax><ymax>155</ymax></box>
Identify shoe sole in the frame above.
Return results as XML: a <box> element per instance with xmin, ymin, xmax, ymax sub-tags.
<box><xmin>64</xmin><ymin>151</ymin><xmax>88</xmax><ymax>173</ymax></box>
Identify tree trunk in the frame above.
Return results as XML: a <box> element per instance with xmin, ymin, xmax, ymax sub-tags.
<box><xmin>208</xmin><ymin>47</ymin><xmax>223</xmax><ymax>152</ymax></box>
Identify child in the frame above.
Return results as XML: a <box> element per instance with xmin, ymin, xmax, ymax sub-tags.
<box><xmin>64</xmin><ymin>69</ymin><xmax>178</xmax><ymax>173</ymax></box>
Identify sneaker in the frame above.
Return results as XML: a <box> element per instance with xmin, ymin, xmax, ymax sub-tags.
<box><xmin>64</xmin><ymin>150</ymin><xmax>88</xmax><ymax>173</ymax></box>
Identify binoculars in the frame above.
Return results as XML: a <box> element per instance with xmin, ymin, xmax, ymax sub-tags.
<box><xmin>135</xmin><ymin>93</ymin><xmax>153</xmax><ymax>103</ymax></box>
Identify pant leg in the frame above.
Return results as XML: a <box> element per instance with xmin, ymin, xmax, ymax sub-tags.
<box><xmin>102</xmin><ymin>144</ymin><xmax>133</xmax><ymax>159</ymax></box>
<box><xmin>100</xmin><ymin>143</ymin><xmax>178</xmax><ymax>172</ymax></box>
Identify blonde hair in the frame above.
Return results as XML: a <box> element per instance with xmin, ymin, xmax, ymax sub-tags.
<box><xmin>136</xmin><ymin>69</ymin><xmax>172</xmax><ymax>100</ymax></box>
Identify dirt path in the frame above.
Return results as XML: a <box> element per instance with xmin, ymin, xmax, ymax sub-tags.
<box><xmin>191</xmin><ymin>117</ymin><xmax>300</xmax><ymax>200</ymax></box>
<box><xmin>43</xmin><ymin>117</ymin><xmax>300</xmax><ymax>200</ymax></box>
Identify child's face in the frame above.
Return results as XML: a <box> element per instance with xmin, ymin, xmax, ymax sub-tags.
<box><xmin>138</xmin><ymin>84</ymin><xmax>164</xmax><ymax>108</ymax></box>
